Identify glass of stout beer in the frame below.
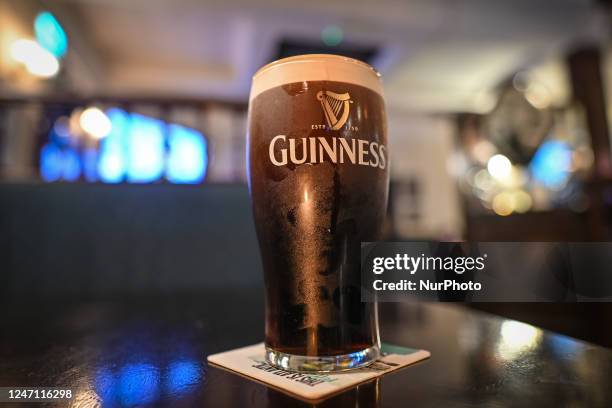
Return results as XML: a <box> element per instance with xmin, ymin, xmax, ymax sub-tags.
<box><xmin>247</xmin><ymin>54</ymin><xmax>389</xmax><ymax>372</ymax></box>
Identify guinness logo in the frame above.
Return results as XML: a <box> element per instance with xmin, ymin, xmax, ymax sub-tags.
<box><xmin>316</xmin><ymin>90</ymin><xmax>351</xmax><ymax>130</ymax></box>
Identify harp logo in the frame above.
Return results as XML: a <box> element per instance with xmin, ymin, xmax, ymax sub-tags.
<box><xmin>316</xmin><ymin>90</ymin><xmax>351</xmax><ymax>130</ymax></box>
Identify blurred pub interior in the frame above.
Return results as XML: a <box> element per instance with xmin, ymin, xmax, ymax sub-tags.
<box><xmin>2</xmin><ymin>0</ymin><xmax>612</xmax><ymax>347</ymax></box>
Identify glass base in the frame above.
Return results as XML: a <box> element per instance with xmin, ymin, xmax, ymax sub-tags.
<box><xmin>265</xmin><ymin>344</ymin><xmax>381</xmax><ymax>373</ymax></box>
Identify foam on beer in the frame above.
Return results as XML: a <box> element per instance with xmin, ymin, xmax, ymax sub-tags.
<box><xmin>250</xmin><ymin>54</ymin><xmax>384</xmax><ymax>101</ymax></box>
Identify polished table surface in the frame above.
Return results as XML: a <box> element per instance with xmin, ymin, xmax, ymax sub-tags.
<box><xmin>1</xmin><ymin>291</ymin><xmax>611</xmax><ymax>407</ymax></box>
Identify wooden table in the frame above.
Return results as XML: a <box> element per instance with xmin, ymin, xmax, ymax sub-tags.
<box><xmin>1</xmin><ymin>290</ymin><xmax>611</xmax><ymax>407</ymax></box>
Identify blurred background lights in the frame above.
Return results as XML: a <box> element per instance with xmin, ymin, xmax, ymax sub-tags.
<box><xmin>80</xmin><ymin>107</ymin><xmax>112</xmax><ymax>139</ymax></box>
<box><xmin>69</xmin><ymin>108</ymin><xmax>84</xmax><ymax>136</ymax></box>
<box><xmin>446</xmin><ymin>151</ymin><xmax>469</xmax><ymax>178</ymax></box>
<box><xmin>492</xmin><ymin>191</ymin><xmax>514</xmax><ymax>216</ymax></box>
<box><xmin>40</xmin><ymin>144</ymin><xmax>63</xmax><ymax>182</ymax></box>
<box><xmin>98</xmin><ymin>108</ymin><xmax>128</xmax><ymax>183</ymax></box>
<box><xmin>127</xmin><ymin>114</ymin><xmax>165</xmax><ymax>183</ymax></box>
<box><xmin>524</xmin><ymin>82</ymin><xmax>551</xmax><ymax>109</ymax></box>
<box><xmin>500</xmin><ymin>166</ymin><xmax>528</xmax><ymax>189</ymax></box>
<box><xmin>40</xmin><ymin>105</ymin><xmax>210</xmax><ymax>185</ymax></box>
<box><xmin>530</xmin><ymin>140</ymin><xmax>572</xmax><ymax>189</ymax></box>
<box><xmin>512</xmin><ymin>190</ymin><xmax>533</xmax><ymax>213</ymax></box>
<box><xmin>473</xmin><ymin>90</ymin><xmax>497</xmax><ymax>113</ymax></box>
<box><xmin>571</xmin><ymin>145</ymin><xmax>594</xmax><ymax>171</ymax></box>
<box><xmin>34</xmin><ymin>11</ymin><xmax>68</xmax><ymax>58</ymax></box>
<box><xmin>98</xmin><ymin>149</ymin><xmax>124</xmax><ymax>183</ymax></box>
<box><xmin>62</xmin><ymin>149</ymin><xmax>81</xmax><ymax>181</ymax></box>
<box><xmin>166</xmin><ymin>124</ymin><xmax>207</xmax><ymax>184</ymax></box>
<box><xmin>92</xmin><ymin>108</ymin><xmax>209</xmax><ymax>185</ymax></box>
<box><xmin>26</xmin><ymin>49</ymin><xmax>59</xmax><ymax>77</ymax></box>
<box><xmin>491</xmin><ymin>190</ymin><xmax>533</xmax><ymax>216</ymax></box>
<box><xmin>473</xmin><ymin>169</ymin><xmax>495</xmax><ymax>191</ymax></box>
<box><xmin>83</xmin><ymin>149</ymin><xmax>99</xmax><ymax>182</ymax></box>
<box><xmin>471</xmin><ymin>140</ymin><xmax>497</xmax><ymax>165</ymax></box>
<box><xmin>52</xmin><ymin>116</ymin><xmax>71</xmax><ymax>138</ymax></box>
<box><xmin>10</xmin><ymin>38</ymin><xmax>60</xmax><ymax>78</ymax></box>
<box><xmin>40</xmin><ymin>143</ymin><xmax>81</xmax><ymax>182</ymax></box>
<box><xmin>321</xmin><ymin>25</ymin><xmax>343</xmax><ymax>46</ymax></box>
<box><xmin>487</xmin><ymin>154</ymin><xmax>512</xmax><ymax>181</ymax></box>
<box><xmin>512</xmin><ymin>71</ymin><xmax>530</xmax><ymax>92</ymax></box>
<box><xmin>10</xmin><ymin>39</ymin><xmax>39</xmax><ymax>64</ymax></box>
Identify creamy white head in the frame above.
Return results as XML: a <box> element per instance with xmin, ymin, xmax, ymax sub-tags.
<box><xmin>250</xmin><ymin>54</ymin><xmax>383</xmax><ymax>101</ymax></box>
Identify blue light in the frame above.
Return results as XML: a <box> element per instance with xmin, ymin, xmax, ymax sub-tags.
<box><xmin>549</xmin><ymin>335</ymin><xmax>580</xmax><ymax>357</ymax></box>
<box><xmin>42</xmin><ymin>107</ymin><xmax>209</xmax><ymax>184</ymax></box>
<box><xmin>530</xmin><ymin>140</ymin><xmax>571</xmax><ymax>189</ymax></box>
<box><xmin>40</xmin><ymin>143</ymin><xmax>81</xmax><ymax>182</ymax></box>
<box><xmin>106</xmin><ymin>108</ymin><xmax>130</xmax><ymax>142</ymax></box>
<box><xmin>62</xmin><ymin>148</ymin><xmax>81</xmax><ymax>181</ymax></box>
<box><xmin>166</xmin><ymin>124</ymin><xmax>207</xmax><ymax>184</ymax></box>
<box><xmin>83</xmin><ymin>148</ymin><xmax>98</xmax><ymax>182</ymax></box>
<box><xmin>34</xmin><ymin>11</ymin><xmax>68</xmax><ymax>58</ymax></box>
<box><xmin>166</xmin><ymin>360</ymin><xmax>202</xmax><ymax>395</ymax></box>
<box><xmin>94</xmin><ymin>368</ymin><xmax>117</xmax><ymax>405</ymax></box>
<box><xmin>40</xmin><ymin>143</ymin><xmax>63</xmax><ymax>181</ymax></box>
<box><xmin>117</xmin><ymin>363</ymin><xmax>160</xmax><ymax>406</ymax></box>
<box><xmin>98</xmin><ymin>147</ymin><xmax>124</xmax><ymax>183</ymax></box>
<box><xmin>98</xmin><ymin>108</ymin><xmax>129</xmax><ymax>183</ymax></box>
<box><xmin>126</xmin><ymin>114</ymin><xmax>165</xmax><ymax>183</ymax></box>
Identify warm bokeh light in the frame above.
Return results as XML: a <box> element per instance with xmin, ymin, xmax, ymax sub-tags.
<box><xmin>473</xmin><ymin>90</ymin><xmax>497</xmax><ymax>113</ymax></box>
<box><xmin>473</xmin><ymin>169</ymin><xmax>495</xmax><ymax>191</ymax></box>
<box><xmin>492</xmin><ymin>191</ymin><xmax>514</xmax><ymax>216</ymax></box>
<box><xmin>69</xmin><ymin>108</ymin><xmax>84</xmax><ymax>136</ymax></box>
<box><xmin>26</xmin><ymin>53</ymin><xmax>59</xmax><ymax>78</ymax></box>
<box><xmin>9</xmin><ymin>39</ymin><xmax>38</xmax><ymax>64</ymax></box>
<box><xmin>10</xmin><ymin>38</ymin><xmax>60</xmax><ymax>78</ymax></box>
<box><xmin>512</xmin><ymin>190</ymin><xmax>533</xmax><ymax>213</ymax></box>
<box><xmin>487</xmin><ymin>154</ymin><xmax>512</xmax><ymax>181</ymax></box>
<box><xmin>524</xmin><ymin>82</ymin><xmax>551</xmax><ymax>109</ymax></box>
<box><xmin>571</xmin><ymin>146</ymin><xmax>594</xmax><ymax>172</ymax></box>
<box><xmin>80</xmin><ymin>107</ymin><xmax>112</xmax><ymax>139</ymax></box>
<box><xmin>491</xmin><ymin>189</ymin><xmax>533</xmax><ymax>216</ymax></box>
<box><xmin>471</xmin><ymin>140</ymin><xmax>496</xmax><ymax>165</ymax></box>
<box><xmin>500</xmin><ymin>166</ymin><xmax>528</xmax><ymax>189</ymax></box>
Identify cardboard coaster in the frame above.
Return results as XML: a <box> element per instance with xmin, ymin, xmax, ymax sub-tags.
<box><xmin>207</xmin><ymin>343</ymin><xmax>430</xmax><ymax>401</ymax></box>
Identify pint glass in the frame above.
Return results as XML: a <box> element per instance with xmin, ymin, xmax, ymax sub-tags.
<box><xmin>247</xmin><ymin>54</ymin><xmax>389</xmax><ymax>372</ymax></box>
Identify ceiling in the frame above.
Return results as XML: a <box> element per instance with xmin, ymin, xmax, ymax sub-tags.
<box><xmin>20</xmin><ymin>0</ymin><xmax>612</xmax><ymax>111</ymax></box>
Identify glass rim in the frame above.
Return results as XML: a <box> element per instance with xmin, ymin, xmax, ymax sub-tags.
<box><xmin>253</xmin><ymin>54</ymin><xmax>381</xmax><ymax>80</ymax></box>
<box><xmin>250</xmin><ymin>53</ymin><xmax>384</xmax><ymax>100</ymax></box>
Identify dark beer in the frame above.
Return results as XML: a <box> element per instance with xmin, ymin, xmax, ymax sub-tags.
<box><xmin>247</xmin><ymin>55</ymin><xmax>389</xmax><ymax>371</ymax></box>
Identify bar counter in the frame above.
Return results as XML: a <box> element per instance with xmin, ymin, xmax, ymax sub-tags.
<box><xmin>2</xmin><ymin>290</ymin><xmax>611</xmax><ymax>407</ymax></box>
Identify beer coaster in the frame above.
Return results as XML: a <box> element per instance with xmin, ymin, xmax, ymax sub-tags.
<box><xmin>207</xmin><ymin>343</ymin><xmax>430</xmax><ymax>401</ymax></box>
